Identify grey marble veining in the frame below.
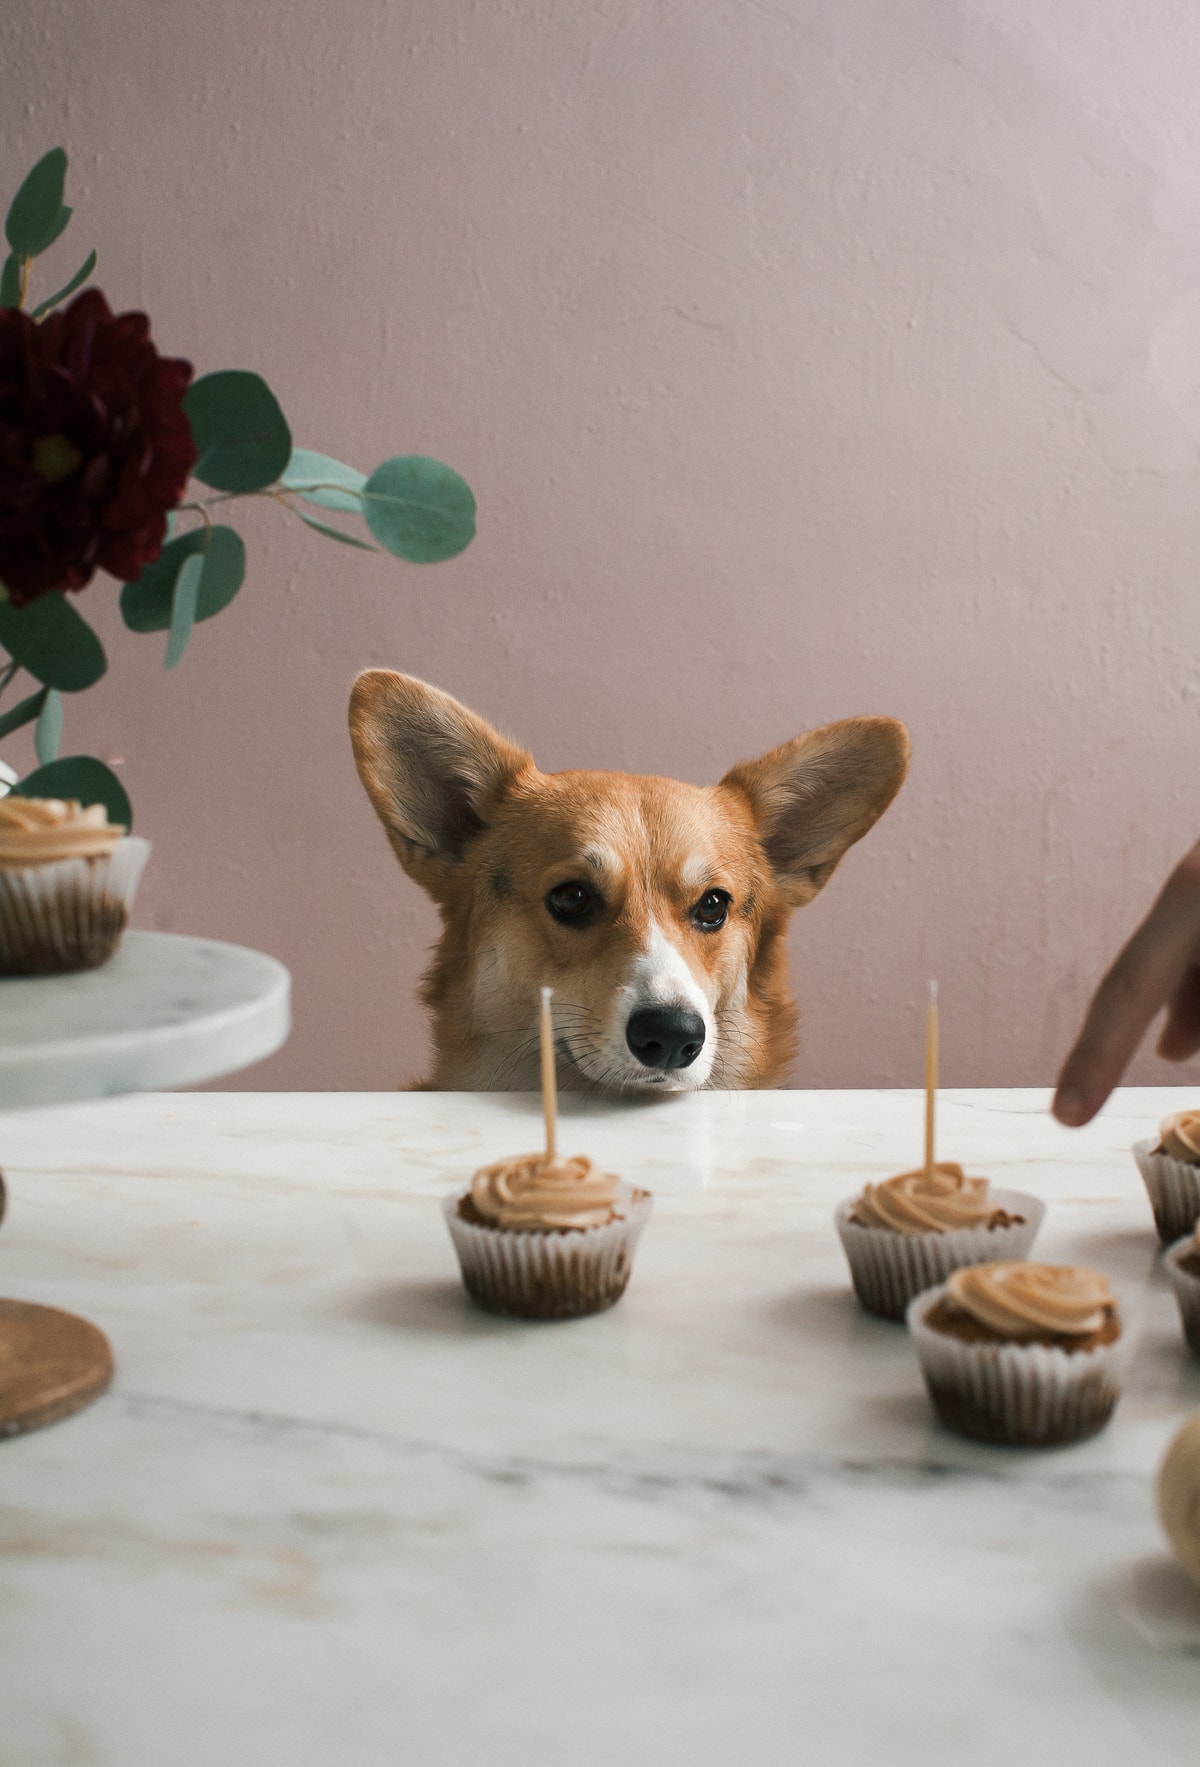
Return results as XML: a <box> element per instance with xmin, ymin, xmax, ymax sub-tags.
<box><xmin>2</xmin><ymin>1087</ymin><xmax>1200</xmax><ymax>1765</ymax></box>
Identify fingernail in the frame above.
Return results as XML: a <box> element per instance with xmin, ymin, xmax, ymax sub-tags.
<box><xmin>1053</xmin><ymin>1088</ymin><xmax>1086</xmax><ymax>1127</ymax></box>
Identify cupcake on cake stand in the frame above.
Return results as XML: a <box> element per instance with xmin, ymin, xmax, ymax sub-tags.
<box><xmin>0</xmin><ymin>928</ymin><xmax>289</xmax><ymax>1434</ymax></box>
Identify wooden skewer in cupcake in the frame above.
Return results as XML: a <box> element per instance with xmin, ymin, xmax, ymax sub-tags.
<box><xmin>923</xmin><ymin>978</ymin><xmax>938</xmax><ymax>1182</ymax></box>
<box><xmin>833</xmin><ymin>981</ymin><xmax>1044</xmax><ymax>1320</ymax></box>
<box><xmin>441</xmin><ymin>987</ymin><xmax>653</xmax><ymax>1319</ymax></box>
<box><xmin>539</xmin><ymin>985</ymin><xmax>558</xmax><ymax>1165</ymax></box>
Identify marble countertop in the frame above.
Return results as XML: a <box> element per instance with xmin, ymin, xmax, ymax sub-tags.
<box><xmin>2</xmin><ymin>1085</ymin><xmax>1199</xmax><ymax>1766</ymax></box>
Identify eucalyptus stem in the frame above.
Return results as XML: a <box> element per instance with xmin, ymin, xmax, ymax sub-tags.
<box><xmin>0</xmin><ymin>657</ymin><xmax>19</xmax><ymax>702</ymax></box>
<box><xmin>176</xmin><ymin>482</ymin><xmax>363</xmax><ymax>516</ymax></box>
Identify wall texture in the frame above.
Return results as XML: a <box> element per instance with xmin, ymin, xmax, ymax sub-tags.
<box><xmin>6</xmin><ymin>0</ymin><xmax>1200</xmax><ymax>1096</ymax></box>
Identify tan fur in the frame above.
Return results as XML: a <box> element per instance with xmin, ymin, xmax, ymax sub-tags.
<box><xmin>349</xmin><ymin>671</ymin><xmax>909</xmax><ymax>1091</ymax></box>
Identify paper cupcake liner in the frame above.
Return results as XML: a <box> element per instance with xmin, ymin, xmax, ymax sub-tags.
<box><xmin>0</xmin><ymin>838</ymin><xmax>150</xmax><ymax>976</ymax></box>
<box><xmin>834</xmin><ymin>1188</ymin><xmax>1046</xmax><ymax>1322</ymax></box>
<box><xmin>1133</xmin><ymin>1140</ymin><xmax>1200</xmax><ymax>1246</ymax></box>
<box><xmin>1163</xmin><ymin>1236</ymin><xmax>1200</xmax><ymax>1358</ymax></box>
<box><xmin>906</xmin><ymin>1283</ymin><xmax>1130</xmax><ymax>1446</ymax></box>
<box><xmin>443</xmin><ymin>1187</ymin><xmax>653</xmax><ymax>1320</ymax></box>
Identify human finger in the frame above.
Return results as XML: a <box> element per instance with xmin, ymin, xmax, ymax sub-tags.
<box><xmin>1158</xmin><ymin>965</ymin><xmax>1200</xmax><ymax>1061</ymax></box>
<box><xmin>1053</xmin><ymin>847</ymin><xmax>1200</xmax><ymax>1125</ymax></box>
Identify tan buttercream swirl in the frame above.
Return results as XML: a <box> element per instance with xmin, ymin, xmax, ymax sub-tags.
<box><xmin>469</xmin><ymin>1152</ymin><xmax>622</xmax><ymax>1230</ymax></box>
<box><xmin>850</xmin><ymin>1162</ymin><xmax>1000</xmax><ymax>1234</ymax></box>
<box><xmin>0</xmin><ymin>798</ymin><xmax>123</xmax><ymax>867</ymax></box>
<box><xmin>1159</xmin><ymin>1111</ymin><xmax>1200</xmax><ymax>1165</ymax></box>
<box><xmin>946</xmin><ymin>1261</ymin><xmax>1114</xmax><ymax>1338</ymax></box>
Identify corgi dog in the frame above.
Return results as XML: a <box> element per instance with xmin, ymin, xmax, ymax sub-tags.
<box><xmin>349</xmin><ymin>671</ymin><xmax>909</xmax><ymax>1092</ymax></box>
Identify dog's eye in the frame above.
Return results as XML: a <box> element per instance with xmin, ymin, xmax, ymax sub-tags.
<box><xmin>691</xmin><ymin>888</ymin><xmax>731</xmax><ymax>931</ymax></box>
<box><xmin>545</xmin><ymin>880</ymin><xmax>598</xmax><ymax>925</ymax></box>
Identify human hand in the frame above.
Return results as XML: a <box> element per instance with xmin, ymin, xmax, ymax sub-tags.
<box><xmin>1053</xmin><ymin>840</ymin><xmax>1200</xmax><ymax>1127</ymax></box>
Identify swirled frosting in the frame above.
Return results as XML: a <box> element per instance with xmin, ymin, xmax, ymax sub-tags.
<box><xmin>0</xmin><ymin>798</ymin><xmax>123</xmax><ymax>867</ymax></box>
<box><xmin>1159</xmin><ymin>1111</ymin><xmax>1200</xmax><ymax>1165</ymax></box>
<box><xmin>850</xmin><ymin>1162</ymin><xmax>1003</xmax><ymax>1234</ymax></box>
<box><xmin>469</xmin><ymin>1152</ymin><xmax>622</xmax><ymax>1230</ymax></box>
<box><xmin>946</xmin><ymin>1261</ymin><xmax>1113</xmax><ymax>1338</ymax></box>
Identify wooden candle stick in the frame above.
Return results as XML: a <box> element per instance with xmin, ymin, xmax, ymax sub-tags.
<box><xmin>540</xmin><ymin>985</ymin><xmax>558</xmax><ymax>1166</ymax></box>
<box><xmin>924</xmin><ymin>979</ymin><xmax>938</xmax><ymax>1181</ymax></box>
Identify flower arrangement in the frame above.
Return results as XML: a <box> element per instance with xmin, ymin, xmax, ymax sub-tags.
<box><xmin>0</xmin><ymin>148</ymin><xmax>476</xmax><ymax>824</ymax></box>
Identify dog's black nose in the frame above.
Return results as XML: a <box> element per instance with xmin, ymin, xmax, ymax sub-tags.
<box><xmin>626</xmin><ymin>1006</ymin><xmax>706</xmax><ymax>1071</ymax></box>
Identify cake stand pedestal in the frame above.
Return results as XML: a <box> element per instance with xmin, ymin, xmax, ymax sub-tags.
<box><xmin>0</xmin><ymin>930</ymin><xmax>290</xmax><ymax>1435</ymax></box>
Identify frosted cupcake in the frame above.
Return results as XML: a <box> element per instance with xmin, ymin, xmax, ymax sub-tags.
<box><xmin>907</xmin><ymin>1261</ymin><xmax>1127</xmax><ymax>1446</ymax></box>
<box><xmin>1134</xmin><ymin>1112</ymin><xmax>1200</xmax><ymax>1245</ymax></box>
<box><xmin>1158</xmin><ymin>1413</ymin><xmax>1200</xmax><ymax>1590</ymax></box>
<box><xmin>1163</xmin><ymin>1225</ymin><xmax>1200</xmax><ymax>1357</ymax></box>
<box><xmin>0</xmin><ymin>798</ymin><xmax>149</xmax><ymax>975</ymax></box>
<box><xmin>834</xmin><ymin>1161</ymin><xmax>1045</xmax><ymax>1321</ymax></box>
<box><xmin>443</xmin><ymin>1150</ymin><xmax>652</xmax><ymax>1320</ymax></box>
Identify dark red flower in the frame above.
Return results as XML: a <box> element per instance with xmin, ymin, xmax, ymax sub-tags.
<box><xmin>0</xmin><ymin>289</ymin><xmax>196</xmax><ymax>605</ymax></box>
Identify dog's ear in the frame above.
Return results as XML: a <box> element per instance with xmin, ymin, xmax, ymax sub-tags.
<box><xmin>721</xmin><ymin>717</ymin><xmax>910</xmax><ymax>907</ymax></box>
<box><xmin>349</xmin><ymin>670</ymin><xmax>532</xmax><ymax>894</ymax></box>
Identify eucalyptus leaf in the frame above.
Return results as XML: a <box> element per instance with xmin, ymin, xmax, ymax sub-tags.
<box><xmin>184</xmin><ymin>370</ymin><xmax>292</xmax><ymax>493</ymax></box>
<box><xmin>38</xmin><ymin>205</ymin><xmax>72</xmax><ymax>252</ymax></box>
<box><xmin>296</xmin><ymin>512</ymin><xmax>377</xmax><ymax>551</ymax></box>
<box><xmin>30</xmin><ymin>247</ymin><xmax>97</xmax><ymax>320</ymax></box>
<box><xmin>0</xmin><ymin>252</ymin><xmax>20</xmax><ymax>310</ymax></box>
<box><xmin>164</xmin><ymin>553</ymin><xmax>202</xmax><ymax>670</ymax></box>
<box><xmin>14</xmin><ymin>755</ymin><xmax>132</xmax><ymax>830</ymax></box>
<box><xmin>120</xmin><ymin>527</ymin><xmax>245</xmax><ymax>632</ymax></box>
<box><xmin>0</xmin><ymin>687</ymin><xmax>48</xmax><ymax>742</ymax></box>
<box><xmin>281</xmin><ymin>449</ymin><xmax>366</xmax><ymax>514</ymax></box>
<box><xmin>34</xmin><ymin>687</ymin><xmax>62</xmax><ymax>764</ymax></box>
<box><xmin>362</xmin><ymin>456</ymin><xmax>476</xmax><ymax>563</ymax></box>
<box><xmin>0</xmin><ymin>592</ymin><xmax>106</xmax><ymax>691</ymax></box>
<box><xmin>5</xmin><ymin>148</ymin><xmax>69</xmax><ymax>258</ymax></box>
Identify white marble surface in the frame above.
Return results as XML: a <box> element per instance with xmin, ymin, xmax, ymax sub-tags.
<box><xmin>0</xmin><ymin>931</ymin><xmax>291</xmax><ymax>1109</ymax></box>
<box><xmin>2</xmin><ymin>1085</ymin><xmax>1200</xmax><ymax>1766</ymax></box>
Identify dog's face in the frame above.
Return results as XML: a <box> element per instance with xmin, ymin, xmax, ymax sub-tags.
<box><xmin>350</xmin><ymin>672</ymin><xmax>909</xmax><ymax>1091</ymax></box>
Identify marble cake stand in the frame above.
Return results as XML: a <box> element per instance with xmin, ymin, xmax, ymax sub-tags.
<box><xmin>0</xmin><ymin>930</ymin><xmax>290</xmax><ymax>1435</ymax></box>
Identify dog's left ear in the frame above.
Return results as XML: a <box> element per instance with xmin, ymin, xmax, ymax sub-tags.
<box><xmin>721</xmin><ymin>717</ymin><xmax>910</xmax><ymax>907</ymax></box>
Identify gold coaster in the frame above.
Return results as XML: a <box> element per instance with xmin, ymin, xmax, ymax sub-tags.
<box><xmin>0</xmin><ymin>1298</ymin><xmax>113</xmax><ymax>1437</ymax></box>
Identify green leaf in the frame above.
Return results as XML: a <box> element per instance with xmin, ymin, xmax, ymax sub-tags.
<box><xmin>281</xmin><ymin>449</ymin><xmax>366</xmax><ymax>514</ymax></box>
<box><xmin>13</xmin><ymin>755</ymin><xmax>132</xmax><ymax>830</ymax></box>
<box><xmin>34</xmin><ymin>687</ymin><xmax>62</xmax><ymax>764</ymax></box>
<box><xmin>30</xmin><ymin>247</ymin><xmax>97</xmax><ymax>320</ymax></box>
<box><xmin>0</xmin><ymin>592</ymin><xmax>106</xmax><ymax>691</ymax></box>
<box><xmin>296</xmin><ymin>511</ymin><xmax>377</xmax><ymax>551</ymax></box>
<box><xmin>0</xmin><ymin>687</ymin><xmax>48</xmax><ymax>741</ymax></box>
<box><xmin>0</xmin><ymin>252</ymin><xmax>20</xmax><ymax>310</ymax></box>
<box><xmin>120</xmin><ymin>527</ymin><xmax>245</xmax><ymax>632</ymax></box>
<box><xmin>184</xmin><ymin>370</ymin><xmax>292</xmax><ymax>493</ymax></box>
<box><xmin>38</xmin><ymin>205</ymin><xmax>72</xmax><ymax>252</ymax></box>
<box><xmin>362</xmin><ymin>456</ymin><xmax>476</xmax><ymax>563</ymax></box>
<box><xmin>5</xmin><ymin>148</ymin><xmax>69</xmax><ymax>258</ymax></box>
<box><xmin>164</xmin><ymin>552</ymin><xmax>202</xmax><ymax>670</ymax></box>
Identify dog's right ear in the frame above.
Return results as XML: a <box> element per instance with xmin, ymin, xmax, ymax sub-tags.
<box><xmin>349</xmin><ymin>671</ymin><xmax>532</xmax><ymax>895</ymax></box>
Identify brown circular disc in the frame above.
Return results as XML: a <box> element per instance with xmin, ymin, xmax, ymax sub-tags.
<box><xmin>0</xmin><ymin>1299</ymin><xmax>113</xmax><ymax>1438</ymax></box>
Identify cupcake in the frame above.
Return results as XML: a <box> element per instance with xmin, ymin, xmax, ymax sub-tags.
<box><xmin>834</xmin><ymin>1161</ymin><xmax>1045</xmax><ymax>1321</ymax></box>
<box><xmin>1162</xmin><ymin>1226</ymin><xmax>1200</xmax><ymax>1357</ymax></box>
<box><xmin>0</xmin><ymin>797</ymin><xmax>149</xmax><ymax>975</ymax></box>
<box><xmin>443</xmin><ymin>1149</ymin><xmax>652</xmax><ymax>1320</ymax></box>
<box><xmin>1158</xmin><ymin>1413</ymin><xmax>1200</xmax><ymax>1590</ymax></box>
<box><xmin>907</xmin><ymin>1261</ymin><xmax>1127</xmax><ymax>1446</ymax></box>
<box><xmin>1134</xmin><ymin>1112</ymin><xmax>1200</xmax><ymax>1246</ymax></box>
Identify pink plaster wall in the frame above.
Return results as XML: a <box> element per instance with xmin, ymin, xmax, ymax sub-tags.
<box><xmin>6</xmin><ymin>0</ymin><xmax>1200</xmax><ymax>1095</ymax></box>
